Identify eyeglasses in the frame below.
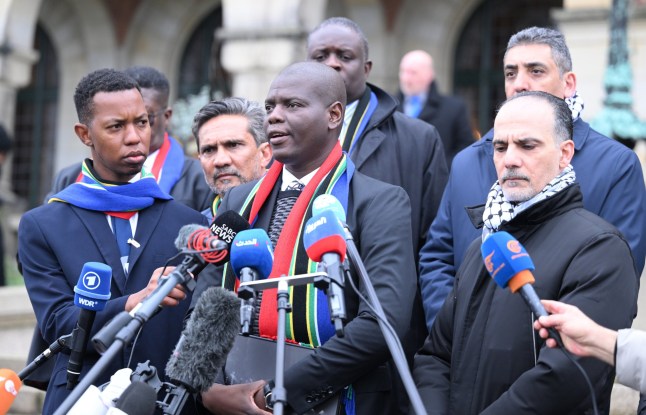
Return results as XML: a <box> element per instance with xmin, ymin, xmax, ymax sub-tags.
<box><xmin>147</xmin><ymin>109</ymin><xmax>166</xmax><ymax>127</ymax></box>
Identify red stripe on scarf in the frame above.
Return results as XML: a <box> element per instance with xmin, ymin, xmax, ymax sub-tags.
<box><xmin>257</xmin><ymin>143</ymin><xmax>342</xmax><ymax>339</ymax></box>
<box><xmin>150</xmin><ymin>133</ymin><xmax>170</xmax><ymax>181</ymax></box>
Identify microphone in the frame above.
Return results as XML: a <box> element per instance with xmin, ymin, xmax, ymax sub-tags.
<box><xmin>312</xmin><ymin>194</ymin><xmax>347</xmax><ymax>222</ymax></box>
<box><xmin>303</xmin><ymin>210</ymin><xmax>348</xmax><ymax>336</ymax></box>
<box><xmin>230</xmin><ymin>229</ymin><xmax>274</xmax><ymax>335</ymax></box>
<box><xmin>165</xmin><ymin>287</ymin><xmax>240</xmax><ymax>393</ymax></box>
<box><xmin>175</xmin><ymin>224</ymin><xmax>229</xmax><ymax>265</ymax></box>
<box><xmin>0</xmin><ymin>368</ymin><xmax>21</xmax><ymax>415</ymax></box>
<box><xmin>67</xmin><ymin>262</ymin><xmax>113</xmax><ymax>390</ymax></box>
<box><xmin>481</xmin><ymin>231</ymin><xmax>562</xmax><ymax>342</ymax></box>
<box><xmin>210</xmin><ymin>210</ymin><xmax>252</xmax><ymax>264</ymax></box>
<box><xmin>108</xmin><ymin>381</ymin><xmax>157</xmax><ymax>415</ymax></box>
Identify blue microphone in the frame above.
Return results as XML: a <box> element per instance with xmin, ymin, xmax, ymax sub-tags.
<box><xmin>303</xmin><ymin>210</ymin><xmax>348</xmax><ymax>336</ymax></box>
<box><xmin>312</xmin><ymin>194</ymin><xmax>346</xmax><ymax>222</ymax></box>
<box><xmin>481</xmin><ymin>232</ymin><xmax>545</xmax><ymax>318</ymax></box>
<box><xmin>67</xmin><ymin>262</ymin><xmax>112</xmax><ymax>389</ymax></box>
<box><xmin>230</xmin><ymin>229</ymin><xmax>274</xmax><ymax>334</ymax></box>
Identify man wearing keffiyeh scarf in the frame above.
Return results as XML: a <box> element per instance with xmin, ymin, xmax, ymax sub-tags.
<box><xmin>413</xmin><ymin>90</ymin><xmax>638</xmax><ymax>414</ymax></box>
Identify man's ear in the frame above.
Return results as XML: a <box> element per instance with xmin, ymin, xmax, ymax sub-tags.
<box><xmin>328</xmin><ymin>101</ymin><xmax>344</xmax><ymax>130</ymax></box>
<box><xmin>563</xmin><ymin>71</ymin><xmax>577</xmax><ymax>99</ymax></box>
<box><xmin>559</xmin><ymin>139</ymin><xmax>575</xmax><ymax>169</ymax></box>
<box><xmin>74</xmin><ymin>123</ymin><xmax>92</xmax><ymax>148</ymax></box>
<box><xmin>258</xmin><ymin>142</ymin><xmax>273</xmax><ymax>169</ymax></box>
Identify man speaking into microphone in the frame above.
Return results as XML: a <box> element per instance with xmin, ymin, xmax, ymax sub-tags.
<box><xmin>413</xmin><ymin>91</ymin><xmax>638</xmax><ymax>413</ymax></box>
<box><xmin>193</xmin><ymin>61</ymin><xmax>416</xmax><ymax>415</ymax></box>
<box><xmin>18</xmin><ymin>69</ymin><xmax>208</xmax><ymax>413</ymax></box>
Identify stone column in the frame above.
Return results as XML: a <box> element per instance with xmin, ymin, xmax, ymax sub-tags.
<box><xmin>218</xmin><ymin>0</ymin><xmax>327</xmax><ymax>103</ymax></box>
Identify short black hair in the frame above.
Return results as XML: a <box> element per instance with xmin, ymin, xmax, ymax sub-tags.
<box><xmin>309</xmin><ymin>17</ymin><xmax>370</xmax><ymax>61</ymax></box>
<box><xmin>0</xmin><ymin>124</ymin><xmax>12</xmax><ymax>154</ymax></box>
<box><xmin>124</xmin><ymin>66</ymin><xmax>170</xmax><ymax>102</ymax></box>
<box><xmin>74</xmin><ymin>68</ymin><xmax>141</xmax><ymax>124</ymax></box>
<box><xmin>500</xmin><ymin>90</ymin><xmax>573</xmax><ymax>143</ymax></box>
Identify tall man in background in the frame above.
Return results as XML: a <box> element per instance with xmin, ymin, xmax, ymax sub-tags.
<box><xmin>48</xmin><ymin>66</ymin><xmax>213</xmax><ymax>212</ymax></box>
<box><xmin>418</xmin><ymin>26</ymin><xmax>646</xmax><ymax>331</ymax></box>
<box><xmin>397</xmin><ymin>50</ymin><xmax>474</xmax><ymax>165</ymax></box>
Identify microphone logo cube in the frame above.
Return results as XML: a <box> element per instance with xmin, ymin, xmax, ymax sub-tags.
<box><xmin>82</xmin><ymin>271</ymin><xmax>102</xmax><ymax>290</ymax></box>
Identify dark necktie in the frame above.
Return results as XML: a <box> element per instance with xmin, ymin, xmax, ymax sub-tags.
<box><xmin>111</xmin><ymin>216</ymin><xmax>133</xmax><ymax>275</ymax></box>
<box><xmin>251</xmin><ymin>182</ymin><xmax>302</xmax><ymax>334</ymax></box>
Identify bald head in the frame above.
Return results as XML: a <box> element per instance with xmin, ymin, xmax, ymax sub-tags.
<box><xmin>277</xmin><ymin>62</ymin><xmax>347</xmax><ymax>108</ymax></box>
<box><xmin>399</xmin><ymin>50</ymin><xmax>435</xmax><ymax>96</ymax></box>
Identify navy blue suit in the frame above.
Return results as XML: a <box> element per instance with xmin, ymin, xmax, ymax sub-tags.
<box><xmin>18</xmin><ymin>199</ymin><xmax>207</xmax><ymax>413</ymax></box>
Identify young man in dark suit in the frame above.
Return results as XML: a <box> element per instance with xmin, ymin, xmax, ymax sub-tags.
<box><xmin>18</xmin><ymin>69</ymin><xmax>207</xmax><ymax>413</ymax></box>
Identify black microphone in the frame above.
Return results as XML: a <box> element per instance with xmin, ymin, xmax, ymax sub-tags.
<box><xmin>165</xmin><ymin>287</ymin><xmax>240</xmax><ymax>393</ymax></box>
<box><xmin>111</xmin><ymin>381</ymin><xmax>157</xmax><ymax>415</ymax></box>
<box><xmin>209</xmin><ymin>210</ymin><xmax>252</xmax><ymax>264</ymax></box>
<box><xmin>67</xmin><ymin>262</ymin><xmax>113</xmax><ymax>390</ymax></box>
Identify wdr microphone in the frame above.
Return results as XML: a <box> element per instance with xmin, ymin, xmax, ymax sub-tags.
<box><xmin>230</xmin><ymin>229</ymin><xmax>274</xmax><ymax>334</ymax></box>
<box><xmin>0</xmin><ymin>368</ymin><xmax>21</xmax><ymax>415</ymax></box>
<box><xmin>67</xmin><ymin>262</ymin><xmax>112</xmax><ymax>390</ymax></box>
<box><xmin>303</xmin><ymin>210</ymin><xmax>348</xmax><ymax>336</ymax></box>
<box><xmin>166</xmin><ymin>287</ymin><xmax>240</xmax><ymax>393</ymax></box>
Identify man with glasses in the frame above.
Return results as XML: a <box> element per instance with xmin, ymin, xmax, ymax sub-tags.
<box><xmin>47</xmin><ymin>66</ymin><xmax>213</xmax><ymax>212</ymax></box>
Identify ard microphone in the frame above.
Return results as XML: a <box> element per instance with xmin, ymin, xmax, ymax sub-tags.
<box><xmin>166</xmin><ymin>287</ymin><xmax>239</xmax><ymax>393</ymax></box>
<box><xmin>303</xmin><ymin>210</ymin><xmax>348</xmax><ymax>337</ymax></box>
<box><xmin>67</xmin><ymin>262</ymin><xmax>113</xmax><ymax>390</ymax></box>
<box><xmin>481</xmin><ymin>232</ymin><xmax>562</xmax><ymax>343</ymax></box>
<box><xmin>230</xmin><ymin>229</ymin><xmax>274</xmax><ymax>334</ymax></box>
<box><xmin>0</xmin><ymin>368</ymin><xmax>21</xmax><ymax>415</ymax></box>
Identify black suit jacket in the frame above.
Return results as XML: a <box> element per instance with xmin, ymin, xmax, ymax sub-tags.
<box><xmin>18</xmin><ymin>199</ymin><xmax>208</xmax><ymax>413</ymax></box>
<box><xmin>397</xmin><ymin>82</ymin><xmax>473</xmax><ymax>165</ymax></box>
<box><xmin>196</xmin><ymin>170</ymin><xmax>416</xmax><ymax>415</ymax></box>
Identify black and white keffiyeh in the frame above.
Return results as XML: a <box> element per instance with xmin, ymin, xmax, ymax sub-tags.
<box><xmin>565</xmin><ymin>91</ymin><xmax>584</xmax><ymax>121</ymax></box>
<box><xmin>482</xmin><ymin>165</ymin><xmax>576</xmax><ymax>240</ymax></box>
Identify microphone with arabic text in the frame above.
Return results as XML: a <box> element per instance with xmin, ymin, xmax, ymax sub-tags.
<box><xmin>229</xmin><ymin>229</ymin><xmax>274</xmax><ymax>335</ymax></box>
<box><xmin>0</xmin><ymin>368</ymin><xmax>21</xmax><ymax>415</ymax></box>
<box><xmin>481</xmin><ymin>231</ymin><xmax>562</xmax><ymax>343</ymax></box>
<box><xmin>67</xmin><ymin>262</ymin><xmax>113</xmax><ymax>390</ymax></box>
<box><xmin>303</xmin><ymin>210</ymin><xmax>348</xmax><ymax>336</ymax></box>
<box><xmin>165</xmin><ymin>286</ymin><xmax>240</xmax><ymax>393</ymax></box>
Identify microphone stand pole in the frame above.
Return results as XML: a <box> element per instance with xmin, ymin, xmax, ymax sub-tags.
<box><xmin>18</xmin><ymin>333</ymin><xmax>72</xmax><ymax>381</ymax></box>
<box><xmin>239</xmin><ymin>272</ymin><xmax>331</xmax><ymax>415</ymax></box>
<box><xmin>53</xmin><ymin>254</ymin><xmax>204</xmax><ymax>415</ymax></box>
<box><xmin>272</xmin><ymin>278</ymin><xmax>290</xmax><ymax>415</ymax></box>
<box><xmin>342</xmin><ymin>228</ymin><xmax>427</xmax><ymax>415</ymax></box>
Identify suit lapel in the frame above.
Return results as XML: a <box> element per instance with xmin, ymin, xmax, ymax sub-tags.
<box><xmin>352</xmin><ymin>127</ymin><xmax>386</xmax><ymax>170</ymax></box>
<box><xmin>72</xmin><ymin>206</ymin><xmax>128</xmax><ymax>294</ymax></box>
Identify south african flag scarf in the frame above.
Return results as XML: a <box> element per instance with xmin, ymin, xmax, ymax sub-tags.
<box><xmin>222</xmin><ymin>143</ymin><xmax>354</xmax><ymax>347</ymax></box>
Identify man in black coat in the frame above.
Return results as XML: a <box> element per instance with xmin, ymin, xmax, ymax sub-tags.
<box><xmin>397</xmin><ymin>50</ymin><xmax>473</xmax><ymax>165</ymax></box>
<box><xmin>198</xmin><ymin>62</ymin><xmax>416</xmax><ymax>415</ymax></box>
<box><xmin>413</xmin><ymin>91</ymin><xmax>638</xmax><ymax>414</ymax></box>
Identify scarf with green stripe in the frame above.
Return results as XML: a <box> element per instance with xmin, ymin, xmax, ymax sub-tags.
<box><xmin>48</xmin><ymin>159</ymin><xmax>172</xmax><ymax>212</ymax></box>
<box><xmin>222</xmin><ymin>143</ymin><xmax>354</xmax><ymax>347</ymax></box>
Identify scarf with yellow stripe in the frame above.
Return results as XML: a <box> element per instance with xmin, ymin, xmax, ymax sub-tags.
<box><xmin>222</xmin><ymin>143</ymin><xmax>354</xmax><ymax>347</ymax></box>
